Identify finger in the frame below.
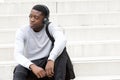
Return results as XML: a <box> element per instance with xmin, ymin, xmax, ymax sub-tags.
<box><xmin>39</xmin><ymin>73</ymin><xmax>43</xmax><ymax>78</ymax></box>
<box><xmin>48</xmin><ymin>68</ymin><xmax>53</xmax><ymax>77</ymax></box>
<box><xmin>51</xmin><ymin>67</ymin><xmax>54</xmax><ymax>74</ymax></box>
<box><xmin>41</xmin><ymin>71</ymin><xmax>46</xmax><ymax>77</ymax></box>
<box><xmin>41</xmin><ymin>70</ymin><xmax>47</xmax><ymax>78</ymax></box>
<box><xmin>50</xmin><ymin>67</ymin><xmax>54</xmax><ymax>75</ymax></box>
<box><xmin>46</xmin><ymin>68</ymin><xmax>49</xmax><ymax>76</ymax></box>
<box><xmin>48</xmin><ymin>68</ymin><xmax>51</xmax><ymax>76</ymax></box>
<box><xmin>46</xmin><ymin>69</ymin><xmax>49</xmax><ymax>76</ymax></box>
<box><xmin>48</xmin><ymin>73</ymin><xmax>54</xmax><ymax>78</ymax></box>
<box><xmin>50</xmin><ymin>72</ymin><xmax>54</xmax><ymax>77</ymax></box>
<box><xmin>38</xmin><ymin>71</ymin><xmax>44</xmax><ymax>78</ymax></box>
<box><xmin>49</xmin><ymin>70</ymin><xmax>53</xmax><ymax>77</ymax></box>
<box><xmin>37</xmin><ymin>73</ymin><xmax>41</xmax><ymax>78</ymax></box>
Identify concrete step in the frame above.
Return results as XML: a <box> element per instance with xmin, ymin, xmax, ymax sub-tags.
<box><xmin>74</xmin><ymin>75</ymin><xmax>120</xmax><ymax>80</ymax></box>
<box><xmin>0</xmin><ymin>12</ymin><xmax>120</xmax><ymax>28</ymax></box>
<box><xmin>3</xmin><ymin>0</ymin><xmax>120</xmax><ymax>3</ymax></box>
<box><xmin>0</xmin><ymin>61</ymin><xmax>16</xmax><ymax>80</ymax></box>
<box><xmin>0</xmin><ymin>44</ymin><xmax>14</xmax><ymax>61</ymax></box>
<box><xmin>1</xmin><ymin>57</ymin><xmax>120</xmax><ymax>80</ymax></box>
<box><xmin>0</xmin><ymin>2</ymin><xmax>56</xmax><ymax>15</ymax></box>
<box><xmin>0</xmin><ymin>29</ymin><xmax>15</xmax><ymax>44</ymax></box>
<box><xmin>1</xmin><ymin>41</ymin><xmax>120</xmax><ymax>61</ymax></box>
<box><xmin>64</xmin><ymin>26</ymin><xmax>120</xmax><ymax>41</ymax></box>
<box><xmin>0</xmin><ymin>0</ymin><xmax>120</xmax><ymax>15</ymax></box>
<box><xmin>72</xmin><ymin>57</ymin><xmax>120</xmax><ymax>76</ymax></box>
<box><xmin>55</xmin><ymin>12</ymin><xmax>120</xmax><ymax>26</ymax></box>
<box><xmin>57</xmin><ymin>0</ymin><xmax>120</xmax><ymax>13</ymax></box>
<box><xmin>4</xmin><ymin>0</ymin><xmax>77</xmax><ymax>3</ymax></box>
<box><xmin>67</xmin><ymin>41</ymin><xmax>120</xmax><ymax>58</ymax></box>
<box><xmin>1</xmin><ymin>26</ymin><xmax>120</xmax><ymax>44</ymax></box>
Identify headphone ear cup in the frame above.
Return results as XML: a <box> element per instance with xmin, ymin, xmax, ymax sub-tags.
<box><xmin>43</xmin><ymin>18</ymin><xmax>48</xmax><ymax>23</ymax></box>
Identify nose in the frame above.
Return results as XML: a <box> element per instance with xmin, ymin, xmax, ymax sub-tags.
<box><xmin>30</xmin><ymin>17</ymin><xmax>35</xmax><ymax>22</ymax></box>
<box><xmin>30</xmin><ymin>17</ymin><xmax>34</xmax><ymax>22</ymax></box>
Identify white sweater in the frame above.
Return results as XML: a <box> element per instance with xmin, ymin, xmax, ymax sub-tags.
<box><xmin>14</xmin><ymin>23</ymin><xmax>67</xmax><ymax>69</ymax></box>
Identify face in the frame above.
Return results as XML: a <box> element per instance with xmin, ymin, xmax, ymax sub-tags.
<box><xmin>29</xmin><ymin>9</ymin><xmax>45</xmax><ymax>30</ymax></box>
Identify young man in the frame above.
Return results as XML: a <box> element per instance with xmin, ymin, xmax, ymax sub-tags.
<box><xmin>13</xmin><ymin>4</ymin><xmax>67</xmax><ymax>80</ymax></box>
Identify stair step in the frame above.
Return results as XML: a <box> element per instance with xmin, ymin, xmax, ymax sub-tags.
<box><xmin>1</xmin><ymin>25</ymin><xmax>120</xmax><ymax>44</ymax></box>
<box><xmin>1</xmin><ymin>41</ymin><xmax>120</xmax><ymax>61</ymax></box>
<box><xmin>1</xmin><ymin>24</ymin><xmax>120</xmax><ymax>29</ymax></box>
<box><xmin>3</xmin><ymin>0</ymin><xmax>120</xmax><ymax>3</ymax></box>
<box><xmin>1</xmin><ymin>57</ymin><xmax>120</xmax><ymax>80</ymax></box>
<box><xmin>57</xmin><ymin>0</ymin><xmax>120</xmax><ymax>13</ymax></box>
<box><xmin>0</xmin><ymin>0</ymin><xmax>119</xmax><ymax>15</ymax></box>
<box><xmin>73</xmin><ymin>61</ymin><xmax>120</xmax><ymax>77</ymax></box>
<box><xmin>72</xmin><ymin>56</ymin><xmax>120</xmax><ymax>63</ymax></box>
<box><xmin>67</xmin><ymin>41</ymin><xmax>120</xmax><ymax>58</ymax></box>
<box><xmin>0</xmin><ymin>0</ymin><xmax>119</xmax><ymax>80</ymax></box>
<box><xmin>64</xmin><ymin>26</ymin><xmax>120</xmax><ymax>41</ymax></box>
<box><xmin>74</xmin><ymin>75</ymin><xmax>120</xmax><ymax>80</ymax></box>
<box><xmin>0</xmin><ymin>12</ymin><xmax>119</xmax><ymax>28</ymax></box>
<box><xmin>0</xmin><ymin>2</ymin><xmax>56</xmax><ymax>15</ymax></box>
<box><xmin>54</xmin><ymin>12</ymin><xmax>120</xmax><ymax>26</ymax></box>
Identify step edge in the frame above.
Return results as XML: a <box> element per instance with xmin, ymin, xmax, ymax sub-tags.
<box><xmin>0</xmin><ymin>11</ymin><xmax>120</xmax><ymax>17</ymax></box>
<box><xmin>1</xmin><ymin>40</ymin><xmax>120</xmax><ymax>48</ymax></box>
<box><xmin>1</xmin><ymin>56</ymin><xmax>120</xmax><ymax>65</ymax></box>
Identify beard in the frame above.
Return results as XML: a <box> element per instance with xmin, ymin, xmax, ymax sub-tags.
<box><xmin>30</xmin><ymin>24</ymin><xmax>44</xmax><ymax>32</ymax></box>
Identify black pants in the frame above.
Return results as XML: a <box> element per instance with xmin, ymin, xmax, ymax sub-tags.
<box><xmin>13</xmin><ymin>57</ymin><xmax>54</xmax><ymax>80</ymax></box>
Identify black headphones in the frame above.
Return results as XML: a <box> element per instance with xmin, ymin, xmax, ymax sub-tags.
<box><xmin>32</xmin><ymin>4</ymin><xmax>50</xmax><ymax>24</ymax></box>
<box><xmin>40</xmin><ymin>4</ymin><xmax>50</xmax><ymax>24</ymax></box>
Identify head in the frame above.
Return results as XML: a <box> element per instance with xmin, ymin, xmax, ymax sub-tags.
<box><xmin>29</xmin><ymin>4</ymin><xmax>49</xmax><ymax>31</ymax></box>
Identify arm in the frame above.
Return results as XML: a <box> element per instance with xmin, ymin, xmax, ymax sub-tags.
<box><xmin>14</xmin><ymin>28</ymin><xmax>33</xmax><ymax>69</ymax></box>
<box><xmin>14</xmin><ymin>27</ymin><xmax>46</xmax><ymax>78</ymax></box>
<box><xmin>45</xmin><ymin>23</ymin><xmax>67</xmax><ymax>77</ymax></box>
<box><xmin>48</xmin><ymin>23</ymin><xmax>67</xmax><ymax>61</ymax></box>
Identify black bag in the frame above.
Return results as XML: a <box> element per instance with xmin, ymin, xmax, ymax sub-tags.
<box><xmin>45</xmin><ymin>22</ymin><xmax>75</xmax><ymax>80</ymax></box>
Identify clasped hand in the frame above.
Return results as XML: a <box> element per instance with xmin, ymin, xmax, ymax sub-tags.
<box><xmin>30</xmin><ymin>60</ymin><xmax>54</xmax><ymax>78</ymax></box>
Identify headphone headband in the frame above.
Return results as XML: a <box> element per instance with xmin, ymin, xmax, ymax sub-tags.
<box><xmin>32</xmin><ymin>4</ymin><xmax>50</xmax><ymax>19</ymax></box>
<box><xmin>40</xmin><ymin>4</ymin><xmax>49</xmax><ymax>19</ymax></box>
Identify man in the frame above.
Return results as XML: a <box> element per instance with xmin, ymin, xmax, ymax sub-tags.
<box><xmin>13</xmin><ymin>4</ymin><xmax>67</xmax><ymax>80</ymax></box>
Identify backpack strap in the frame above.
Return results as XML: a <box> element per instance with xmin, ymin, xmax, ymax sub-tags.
<box><xmin>45</xmin><ymin>22</ymin><xmax>75</xmax><ymax>79</ymax></box>
<box><xmin>45</xmin><ymin>22</ymin><xmax>55</xmax><ymax>46</ymax></box>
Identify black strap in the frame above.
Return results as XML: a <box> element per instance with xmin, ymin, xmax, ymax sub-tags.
<box><xmin>46</xmin><ymin>22</ymin><xmax>75</xmax><ymax>79</ymax></box>
<box><xmin>45</xmin><ymin>22</ymin><xmax>55</xmax><ymax>46</ymax></box>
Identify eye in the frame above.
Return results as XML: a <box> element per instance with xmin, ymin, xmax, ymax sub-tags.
<box><xmin>34</xmin><ymin>16</ymin><xmax>39</xmax><ymax>20</ymax></box>
<box><xmin>29</xmin><ymin>14</ymin><xmax>40</xmax><ymax>20</ymax></box>
<box><xmin>29</xmin><ymin>15</ymin><xmax>32</xmax><ymax>18</ymax></box>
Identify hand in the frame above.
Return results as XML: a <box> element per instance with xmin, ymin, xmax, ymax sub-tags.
<box><xmin>30</xmin><ymin>64</ymin><xmax>46</xmax><ymax>78</ymax></box>
<box><xmin>45</xmin><ymin>60</ymin><xmax>54</xmax><ymax>77</ymax></box>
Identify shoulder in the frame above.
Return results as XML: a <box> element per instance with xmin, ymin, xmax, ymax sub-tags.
<box><xmin>15</xmin><ymin>25</ymin><xmax>30</xmax><ymax>38</ymax></box>
<box><xmin>48</xmin><ymin>22</ymin><xmax>60</xmax><ymax>28</ymax></box>
<box><xmin>47</xmin><ymin>22</ymin><xmax>65</xmax><ymax>37</ymax></box>
<box><xmin>48</xmin><ymin>22</ymin><xmax>63</xmax><ymax>31</ymax></box>
<box><xmin>17</xmin><ymin>25</ymin><xmax>30</xmax><ymax>33</ymax></box>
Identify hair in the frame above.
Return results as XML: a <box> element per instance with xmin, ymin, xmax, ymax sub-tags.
<box><xmin>32</xmin><ymin>4</ymin><xmax>50</xmax><ymax>20</ymax></box>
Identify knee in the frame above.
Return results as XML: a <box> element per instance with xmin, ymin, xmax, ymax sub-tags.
<box><xmin>13</xmin><ymin>65</ymin><xmax>28</xmax><ymax>79</ymax></box>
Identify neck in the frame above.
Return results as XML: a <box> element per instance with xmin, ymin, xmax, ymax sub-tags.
<box><xmin>33</xmin><ymin>24</ymin><xmax>44</xmax><ymax>32</ymax></box>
